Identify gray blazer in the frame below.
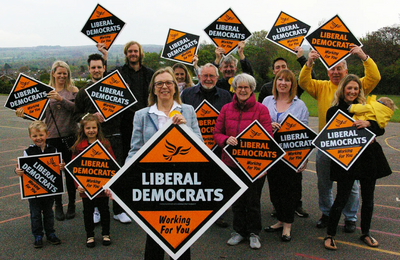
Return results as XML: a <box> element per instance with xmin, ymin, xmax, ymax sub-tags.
<box><xmin>126</xmin><ymin>104</ymin><xmax>203</xmax><ymax>162</ymax></box>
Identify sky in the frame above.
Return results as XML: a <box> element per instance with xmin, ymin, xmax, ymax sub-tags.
<box><xmin>0</xmin><ymin>0</ymin><xmax>399</xmax><ymax>48</ymax></box>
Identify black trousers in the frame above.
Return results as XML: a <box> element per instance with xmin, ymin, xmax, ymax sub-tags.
<box><xmin>82</xmin><ymin>197</ymin><xmax>110</xmax><ymax>237</ymax></box>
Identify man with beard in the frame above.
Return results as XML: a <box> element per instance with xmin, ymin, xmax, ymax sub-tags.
<box><xmin>213</xmin><ymin>41</ymin><xmax>253</xmax><ymax>94</ymax></box>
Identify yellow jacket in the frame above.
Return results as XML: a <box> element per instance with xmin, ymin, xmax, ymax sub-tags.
<box><xmin>350</xmin><ymin>95</ymin><xmax>393</xmax><ymax>128</ymax></box>
<box><xmin>298</xmin><ymin>58</ymin><xmax>381</xmax><ymax>131</ymax></box>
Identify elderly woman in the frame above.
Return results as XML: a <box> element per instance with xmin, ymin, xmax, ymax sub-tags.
<box><xmin>262</xmin><ymin>69</ymin><xmax>309</xmax><ymax>242</ymax></box>
<box><xmin>126</xmin><ymin>67</ymin><xmax>202</xmax><ymax>260</ymax></box>
<box><xmin>172</xmin><ymin>63</ymin><xmax>194</xmax><ymax>93</ymax></box>
<box><xmin>214</xmin><ymin>73</ymin><xmax>272</xmax><ymax>249</ymax></box>
<box><xmin>323</xmin><ymin>74</ymin><xmax>391</xmax><ymax>250</ymax></box>
<box><xmin>16</xmin><ymin>60</ymin><xmax>79</xmax><ymax>221</ymax></box>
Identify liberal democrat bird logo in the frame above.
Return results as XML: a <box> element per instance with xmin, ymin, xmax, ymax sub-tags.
<box><xmin>46</xmin><ymin>157</ymin><xmax>58</xmax><ymax>167</ymax></box>
<box><xmin>285</xmin><ymin>122</ymin><xmax>297</xmax><ymax>130</ymax></box>
<box><xmin>200</xmin><ymin>108</ymin><xmax>211</xmax><ymax>117</ymax></box>
<box><xmin>249</xmin><ymin>129</ymin><xmax>262</xmax><ymax>138</ymax></box>
<box><xmin>91</xmin><ymin>148</ymin><xmax>103</xmax><ymax>157</ymax></box>
<box><xmin>163</xmin><ymin>140</ymin><xmax>191</xmax><ymax>161</ymax></box>
<box><xmin>335</xmin><ymin>119</ymin><xmax>347</xmax><ymax>127</ymax></box>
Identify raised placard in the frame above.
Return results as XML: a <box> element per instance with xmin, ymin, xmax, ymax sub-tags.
<box><xmin>161</xmin><ymin>29</ymin><xmax>200</xmax><ymax>66</ymax></box>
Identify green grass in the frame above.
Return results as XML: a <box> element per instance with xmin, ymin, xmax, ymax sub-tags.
<box><xmin>255</xmin><ymin>92</ymin><xmax>400</xmax><ymax>123</ymax></box>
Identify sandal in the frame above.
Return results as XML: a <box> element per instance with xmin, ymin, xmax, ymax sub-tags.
<box><xmin>360</xmin><ymin>234</ymin><xmax>379</xmax><ymax>247</ymax></box>
<box><xmin>324</xmin><ymin>236</ymin><xmax>337</xmax><ymax>250</ymax></box>
<box><xmin>102</xmin><ymin>235</ymin><xmax>111</xmax><ymax>246</ymax></box>
<box><xmin>86</xmin><ymin>237</ymin><xmax>95</xmax><ymax>248</ymax></box>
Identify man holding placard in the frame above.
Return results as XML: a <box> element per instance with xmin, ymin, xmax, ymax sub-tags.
<box><xmin>298</xmin><ymin>44</ymin><xmax>381</xmax><ymax>231</ymax></box>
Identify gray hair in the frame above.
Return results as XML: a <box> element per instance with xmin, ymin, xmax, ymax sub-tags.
<box><xmin>198</xmin><ymin>63</ymin><xmax>219</xmax><ymax>77</ymax></box>
<box><xmin>231</xmin><ymin>73</ymin><xmax>256</xmax><ymax>92</ymax></box>
<box><xmin>220</xmin><ymin>55</ymin><xmax>238</xmax><ymax>67</ymax></box>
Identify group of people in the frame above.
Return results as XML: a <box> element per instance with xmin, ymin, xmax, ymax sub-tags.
<box><xmin>13</xmin><ymin>39</ymin><xmax>396</xmax><ymax>259</ymax></box>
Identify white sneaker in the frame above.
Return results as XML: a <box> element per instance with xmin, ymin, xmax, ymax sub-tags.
<box><xmin>113</xmin><ymin>212</ymin><xmax>131</xmax><ymax>223</ymax></box>
<box><xmin>93</xmin><ymin>207</ymin><xmax>100</xmax><ymax>224</ymax></box>
<box><xmin>249</xmin><ymin>233</ymin><xmax>261</xmax><ymax>249</ymax></box>
<box><xmin>227</xmin><ymin>232</ymin><xmax>244</xmax><ymax>246</ymax></box>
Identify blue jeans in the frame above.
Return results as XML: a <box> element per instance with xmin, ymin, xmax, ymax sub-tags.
<box><xmin>316</xmin><ymin>150</ymin><xmax>359</xmax><ymax>221</ymax></box>
<box><xmin>28</xmin><ymin>196</ymin><xmax>55</xmax><ymax>237</ymax></box>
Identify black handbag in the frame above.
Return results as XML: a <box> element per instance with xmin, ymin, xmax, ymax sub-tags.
<box><xmin>49</xmin><ymin>107</ymin><xmax>76</xmax><ymax>150</ymax></box>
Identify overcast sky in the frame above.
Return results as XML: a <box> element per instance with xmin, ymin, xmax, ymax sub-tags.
<box><xmin>1</xmin><ymin>0</ymin><xmax>399</xmax><ymax>48</ymax></box>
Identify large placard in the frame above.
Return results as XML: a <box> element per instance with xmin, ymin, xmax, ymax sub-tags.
<box><xmin>81</xmin><ymin>4</ymin><xmax>125</xmax><ymax>50</ymax></box>
<box><xmin>84</xmin><ymin>70</ymin><xmax>137</xmax><ymax>121</ymax></box>
<box><xmin>305</xmin><ymin>15</ymin><xmax>362</xmax><ymax>70</ymax></box>
<box><xmin>65</xmin><ymin>140</ymin><xmax>120</xmax><ymax>200</ymax></box>
<box><xmin>266</xmin><ymin>11</ymin><xmax>310</xmax><ymax>54</ymax></box>
<box><xmin>224</xmin><ymin>120</ymin><xmax>285</xmax><ymax>182</ymax></box>
<box><xmin>4</xmin><ymin>73</ymin><xmax>53</xmax><ymax>120</ymax></box>
<box><xmin>195</xmin><ymin>100</ymin><xmax>219</xmax><ymax>151</ymax></box>
<box><xmin>105</xmin><ymin>120</ymin><xmax>247</xmax><ymax>260</ymax></box>
<box><xmin>204</xmin><ymin>8</ymin><xmax>252</xmax><ymax>56</ymax></box>
<box><xmin>161</xmin><ymin>29</ymin><xmax>200</xmax><ymax>66</ymax></box>
<box><xmin>313</xmin><ymin>110</ymin><xmax>375</xmax><ymax>170</ymax></box>
<box><xmin>18</xmin><ymin>153</ymin><xmax>64</xmax><ymax>199</ymax></box>
<box><xmin>273</xmin><ymin>114</ymin><xmax>317</xmax><ymax>171</ymax></box>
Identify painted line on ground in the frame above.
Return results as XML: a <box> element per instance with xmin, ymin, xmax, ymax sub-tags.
<box><xmin>375</xmin><ymin>204</ymin><xmax>400</xmax><ymax>210</ymax></box>
<box><xmin>385</xmin><ymin>135</ymin><xmax>400</xmax><ymax>152</ymax></box>
<box><xmin>0</xmin><ymin>183</ymin><xmax>19</xmax><ymax>190</ymax></box>
<box><xmin>318</xmin><ymin>237</ymin><xmax>400</xmax><ymax>256</ymax></box>
<box><xmin>0</xmin><ymin>125</ymin><xmax>27</xmax><ymax>130</ymax></box>
<box><xmin>0</xmin><ymin>193</ymin><xmax>19</xmax><ymax>199</ymax></box>
<box><xmin>0</xmin><ymin>163</ymin><xmax>16</xmax><ymax>169</ymax></box>
<box><xmin>0</xmin><ymin>147</ymin><xmax>25</xmax><ymax>154</ymax></box>
<box><xmin>376</xmin><ymin>185</ymin><xmax>400</xmax><ymax>187</ymax></box>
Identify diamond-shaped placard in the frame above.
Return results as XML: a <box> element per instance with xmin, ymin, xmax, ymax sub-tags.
<box><xmin>105</xmin><ymin>120</ymin><xmax>247</xmax><ymax>260</ymax></box>
<box><xmin>313</xmin><ymin>110</ymin><xmax>375</xmax><ymax>171</ymax></box>
<box><xmin>65</xmin><ymin>140</ymin><xmax>120</xmax><ymax>200</ymax></box>
<box><xmin>81</xmin><ymin>4</ymin><xmax>125</xmax><ymax>50</ymax></box>
<box><xmin>273</xmin><ymin>114</ymin><xmax>317</xmax><ymax>171</ymax></box>
<box><xmin>85</xmin><ymin>70</ymin><xmax>137</xmax><ymax>121</ymax></box>
<box><xmin>224</xmin><ymin>120</ymin><xmax>286</xmax><ymax>182</ymax></box>
<box><xmin>195</xmin><ymin>100</ymin><xmax>220</xmax><ymax>151</ymax></box>
<box><xmin>4</xmin><ymin>73</ymin><xmax>54</xmax><ymax>120</ymax></box>
<box><xmin>204</xmin><ymin>8</ymin><xmax>252</xmax><ymax>56</ymax></box>
<box><xmin>161</xmin><ymin>29</ymin><xmax>200</xmax><ymax>66</ymax></box>
<box><xmin>18</xmin><ymin>153</ymin><xmax>64</xmax><ymax>199</ymax></box>
<box><xmin>266</xmin><ymin>11</ymin><xmax>310</xmax><ymax>54</ymax></box>
<box><xmin>305</xmin><ymin>15</ymin><xmax>362</xmax><ymax>70</ymax></box>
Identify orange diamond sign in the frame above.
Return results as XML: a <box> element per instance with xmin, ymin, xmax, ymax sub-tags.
<box><xmin>195</xmin><ymin>100</ymin><xmax>219</xmax><ymax>151</ymax></box>
<box><xmin>105</xmin><ymin>121</ymin><xmax>247</xmax><ymax>259</ymax></box>
<box><xmin>224</xmin><ymin>120</ymin><xmax>285</xmax><ymax>182</ymax></box>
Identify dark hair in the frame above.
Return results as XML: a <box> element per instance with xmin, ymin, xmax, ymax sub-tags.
<box><xmin>272</xmin><ymin>57</ymin><xmax>287</xmax><ymax>70</ymax></box>
<box><xmin>87</xmin><ymin>53</ymin><xmax>105</xmax><ymax>66</ymax></box>
<box><xmin>172</xmin><ymin>63</ymin><xmax>194</xmax><ymax>88</ymax></box>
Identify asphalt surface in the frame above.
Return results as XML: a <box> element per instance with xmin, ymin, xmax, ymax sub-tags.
<box><xmin>1</xmin><ymin>94</ymin><xmax>399</xmax><ymax>260</ymax></box>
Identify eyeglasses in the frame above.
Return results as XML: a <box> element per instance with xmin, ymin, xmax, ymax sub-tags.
<box><xmin>201</xmin><ymin>74</ymin><xmax>217</xmax><ymax>79</ymax></box>
<box><xmin>154</xmin><ymin>80</ymin><xmax>174</xmax><ymax>88</ymax></box>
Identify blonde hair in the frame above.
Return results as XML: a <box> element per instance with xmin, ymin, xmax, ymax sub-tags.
<box><xmin>124</xmin><ymin>41</ymin><xmax>145</xmax><ymax>65</ymax></box>
<box><xmin>49</xmin><ymin>60</ymin><xmax>74</xmax><ymax>91</ymax></box>
<box><xmin>148</xmin><ymin>67</ymin><xmax>182</xmax><ymax>106</ymax></box>
<box><xmin>28</xmin><ymin>120</ymin><xmax>48</xmax><ymax>135</ymax></box>
<box><xmin>331</xmin><ymin>74</ymin><xmax>366</xmax><ymax>107</ymax></box>
<box><xmin>272</xmin><ymin>69</ymin><xmax>297</xmax><ymax>103</ymax></box>
<box><xmin>378</xmin><ymin>97</ymin><xmax>398</xmax><ymax>111</ymax></box>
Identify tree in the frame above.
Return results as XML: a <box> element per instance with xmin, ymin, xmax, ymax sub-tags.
<box><xmin>4</xmin><ymin>63</ymin><xmax>11</xmax><ymax>74</ymax></box>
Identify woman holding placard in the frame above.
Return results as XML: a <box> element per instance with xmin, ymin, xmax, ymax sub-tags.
<box><xmin>262</xmin><ymin>69</ymin><xmax>309</xmax><ymax>242</ymax></box>
<box><xmin>214</xmin><ymin>73</ymin><xmax>272</xmax><ymax>249</ymax></box>
<box><xmin>323</xmin><ymin>74</ymin><xmax>392</xmax><ymax>250</ymax></box>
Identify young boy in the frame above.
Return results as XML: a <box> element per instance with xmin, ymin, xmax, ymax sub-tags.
<box><xmin>349</xmin><ymin>95</ymin><xmax>398</xmax><ymax>128</ymax></box>
<box><xmin>15</xmin><ymin>121</ymin><xmax>63</xmax><ymax>248</ymax></box>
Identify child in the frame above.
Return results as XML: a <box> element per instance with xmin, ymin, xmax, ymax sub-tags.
<box><xmin>349</xmin><ymin>95</ymin><xmax>398</xmax><ymax>128</ymax></box>
<box><xmin>70</xmin><ymin>114</ymin><xmax>113</xmax><ymax>248</ymax></box>
<box><xmin>15</xmin><ymin>121</ymin><xmax>63</xmax><ymax>248</ymax></box>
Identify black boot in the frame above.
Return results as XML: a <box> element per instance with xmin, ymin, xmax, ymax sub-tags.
<box><xmin>66</xmin><ymin>204</ymin><xmax>76</xmax><ymax>220</ymax></box>
<box><xmin>55</xmin><ymin>204</ymin><xmax>65</xmax><ymax>221</ymax></box>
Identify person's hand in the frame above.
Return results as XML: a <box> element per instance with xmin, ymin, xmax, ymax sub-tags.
<box><xmin>104</xmin><ymin>188</ymin><xmax>113</xmax><ymax>199</ymax></box>
<box><xmin>15</xmin><ymin>107</ymin><xmax>25</xmax><ymax>118</ymax></box>
<box><xmin>97</xmin><ymin>42</ymin><xmax>108</xmax><ymax>60</ymax></box>
<box><xmin>294</xmin><ymin>46</ymin><xmax>303</xmax><ymax>58</ymax></box>
<box><xmin>353</xmin><ymin>120</ymin><xmax>370</xmax><ymax>129</ymax></box>
<box><xmin>77</xmin><ymin>186</ymin><xmax>85</xmax><ymax>194</ymax></box>
<box><xmin>237</xmin><ymin>41</ymin><xmax>246</xmax><ymax>60</ymax></box>
<box><xmin>297</xmin><ymin>159</ymin><xmax>308</xmax><ymax>173</ymax></box>
<box><xmin>172</xmin><ymin>114</ymin><xmax>187</xmax><ymax>125</ymax></box>
<box><xmin>47</xmin><ymin>90</ymin><xmax>63</xmax><ymax>101</ymax></box>
<box><xmin>59</xmin><ymin>160</ymin><xmax>65</xmax><ymax>171</ymax></box>
<box><xmin>271</xmin><ymin>122</ymin><xmax>281</xmax><ymax>131</ymax></box>
<box><xmin>193</xmin><ymin>54</ymin><xmax>199</xmax><ymax>70</ymax></box>
<box><xmin>307</xmin><ymin>50</ymin><xmax>320</xmax><ymax>67</ymax></box>
<box><xmin>349</xmin><ymin>44</ymin><xmax>368</xmax><ymax>61</ymax></box>
<box><xmin>94</xmin><ymin>112</ymin><xmax>105</xmax><ymax>123</ymax></box>
<box><xmin>15</xmin><ymin>166</ymin><xmax>24</xmax><ymax>176</ymax></box>
<box><xmin>215</xmin><ymin>47</ymin><xmax>225</xmax><ymax>65</ymax></box>
<box><xmin>226</xmin><ymin>136</ymin><xmax>238</xmax><ymax>146</ymax></box>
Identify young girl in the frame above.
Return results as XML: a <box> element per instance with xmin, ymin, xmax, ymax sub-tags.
<box><xmin>71</xmin><ymin>114</ymin><xmax>114</xmax><ymax>248</ymax></box>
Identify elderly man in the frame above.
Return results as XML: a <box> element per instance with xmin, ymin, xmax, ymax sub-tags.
<box><xmin>298</xmin><ymin>44</ymin><xmax>381</xmax><ymax>232</ymax></box>
<box><xmin>181</xmin><ymin>63</ymin><xmax>232</xmax><ymax>228</ymax></box>
<box><xmin>213</xmin><ymin>41</ymin><xmax>253</xmax><ymax>93</ymax></box>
